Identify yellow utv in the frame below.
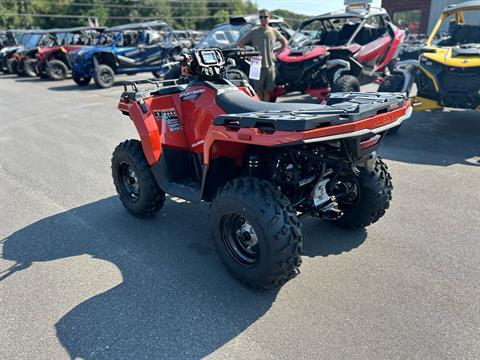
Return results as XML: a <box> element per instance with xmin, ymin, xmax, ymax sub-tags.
<box><xmin>379</xmin><ymin>0</ymin><xmax>480</xmax><ymax>131</ymax></box>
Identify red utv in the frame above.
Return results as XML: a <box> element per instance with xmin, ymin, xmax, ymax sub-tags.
<box><xmin>113</xmin><ymin>48</ymin><xmax>412</xmax><ymax>289</ymax></box>
<box><xmin>35</xmin><ymin>27</ymin><xmax>104</xmax><ymax>80</ymax></box>
<box><xmin>272</xmin><ymin>6</ymin><xmax>404</xmax><ymax>102</ymax></box>
<box><xmin>14</xmin><ymin>30</ymin><xmax>54</xmax><ymax>76</ymax></box>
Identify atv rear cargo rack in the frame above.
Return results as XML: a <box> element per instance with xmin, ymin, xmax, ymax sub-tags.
<box><xmin>122</xmin><ymin>78</ymin><xmax>182</xmax><ymax>95</ymax></box>
<box><xmin>214</xmin><ymin>92</ymin><xmax>407</xmax><ymax>131</ymax></box>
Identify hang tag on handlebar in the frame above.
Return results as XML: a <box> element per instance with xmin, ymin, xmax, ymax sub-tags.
<box><xmin>249</xmin><ymin>56</ymin><xmax>262</xmax><ymax>80</ymax></box>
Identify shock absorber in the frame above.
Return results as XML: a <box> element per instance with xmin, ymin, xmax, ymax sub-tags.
<box><xmin>248</xmin><ymin>155</ymin><xmax>261</xmax><ymax>177</ymax></box>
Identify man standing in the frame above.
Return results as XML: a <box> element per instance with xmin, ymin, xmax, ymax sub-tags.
<box><xmin>238</xmin><ymin>9</ymin><xmax>288</xmax><ymax>102</ymax></box>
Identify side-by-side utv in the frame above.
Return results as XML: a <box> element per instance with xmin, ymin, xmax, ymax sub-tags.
<box><xmin>379</xmin><ymin>0</ymin><xmax>480</xmax><ymax>132</ymax></box>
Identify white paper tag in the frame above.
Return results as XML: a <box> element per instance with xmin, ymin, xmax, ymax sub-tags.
<box><xmin>249</xmin><ymin>56</ymin><xmax>262</xmax><ymax>80</ymax></box>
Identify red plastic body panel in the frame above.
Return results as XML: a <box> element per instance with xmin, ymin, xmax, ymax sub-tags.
<box><xmin>278</xmin><ymin>47</ymin><xmax>328</xmax><ymax>63</ymax></box>
<box><xmin>355</xmin><ymin>35</ymin><xmax>392</xmax><ymax>64</ymax></box>
<box><xmin>36</xmin><ymin>45</ymin><xmax>83</xmax><ymax>62</ymax></box>
<box><xmin>119</xmin><ymin>84</ymin><xmax>410</xmax><ymax>169</ymax></box>
<box><xmin>304</xmin><ymin>88</ymin><xmax>330</xmax><ymax>102</ymax></box>
<box><xmin>118</xmin><ymin>84</ymin><xmax>255</xmax><ymax>165</ymax></box>
<box><xmin>203</xmin><ymin>101</ymin><xmax>410</xmax><ymax>164</ymax></box>
<box><xmin>374</xmin><ymin>28</ymin><xmax>405</xmax><ymax>72</ymax></box>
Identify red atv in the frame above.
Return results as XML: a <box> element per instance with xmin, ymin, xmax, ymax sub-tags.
<box><xmin>273</xmin><ymin>6</ymin><xmax>404</xmax><ymax>102</ymax></box>
<box><xmin>113</xmin><ymin>48</ymin><xmax>412</xmax><ymax>289</ymax></box>
<box><xmin>35</xmin><ymin>27</ymin><xmax>104</xmax><ymax>80</ymax></box>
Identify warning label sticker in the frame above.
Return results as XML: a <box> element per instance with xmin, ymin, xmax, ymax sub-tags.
<box><xmin>153</xmin><ymin>108</ymin><xmax>182</xmax><ymax>132</ymax></box>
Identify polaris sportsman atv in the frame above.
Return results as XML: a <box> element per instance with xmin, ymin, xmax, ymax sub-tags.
<box><xmin>72</xmin><ymin>21</ymin><xmax>181</xmax><ymax>89</ymax></box>
<box><xmin>165</xmin><ymin>14</ymin><xmax>293</xmax><ymax>80</ymax></box>
<box><xmin>273</xmin><ymin>5</ymin><xmax>404</xmax><ymax>102</ymax></box>
<box><xmin>34</xmin><ymin>27</ymin><xmax>104</xmax><ymax>80</ymax></box>
<box><xmin>379</xmin><ymin>0</ymin><xmax>480</xmax><ymax>121</ymax></box>
<box><xmin>113</xmin><ymin>48</ymin><xmax>412</xmax><ymax>289</ymax></box>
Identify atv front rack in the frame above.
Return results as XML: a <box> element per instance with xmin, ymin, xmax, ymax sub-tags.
<box><xmin>214</xmin><ymin>92</ymin><xmax>407</xmax><ymax>131</ymax></box>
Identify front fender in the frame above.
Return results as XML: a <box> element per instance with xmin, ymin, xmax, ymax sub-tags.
<box><xmin>391</xmin><ymin>59</ymin><xmax>419</xmax><ymax>93</ymax></box>
<box><xmin>92</xmin><ymin>51</ymin><xmax>117</xmax><ymax>70</ymax></box>
<box><xmin>326</xmin><ymin>59</ymin><xmax>350</xmax><ymax>82</ymax></box>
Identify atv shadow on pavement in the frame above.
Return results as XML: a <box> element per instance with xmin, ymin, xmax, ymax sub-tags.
<box><xmin>14</xmin><ymin>77</ymin><xmax>48</xmax><ymax>83</ymax></box>
<box><xmin>382</xmin><ymin>109</ymin><xmax>480</xmax><ymax>167</ymax></box>
<box><xmin>0</xmin><ymin>196</ymin><xmax>366</xmax><ymax>358</ymax></box>
<box><xmin>47</xmin><ymin>81</ymin><xmax>124</xmax><ymax>92</ymax></box>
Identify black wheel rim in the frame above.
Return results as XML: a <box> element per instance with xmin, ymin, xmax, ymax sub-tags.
<box><xmin>330</xmin><ymin>171</ymin><xmax>360</xmax><ymax>208</ymax></box>
<box><xmin>118</xmin><ymin>162</ymin><xmax>140</xmax><ymax>201</ymax></box>
<box><xmin>52</xmin><ymin>65</ymin><xmax>62</xmax><ymax>76</ymax></box>
<box><xmin>220</xmin><ymin>213</ymin><xmax>259</xmax><ymax>267</ymax></box>
<box><xmin>101</xmin><ymin>69</ymin><xmax>113</xmax><ymax>83</ymax></box>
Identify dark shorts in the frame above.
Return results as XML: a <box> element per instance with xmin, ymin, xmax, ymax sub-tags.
<box><xmin>254</xmin><ymin>67</ymin><xmax>275</xmax><ymax>92</ymax></box>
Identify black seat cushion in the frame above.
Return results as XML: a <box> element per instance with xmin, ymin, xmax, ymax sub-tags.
<box><xmin>216</xmin><ymin>90</ymin><xmax>324</xmax><ymax>114</ymax></box>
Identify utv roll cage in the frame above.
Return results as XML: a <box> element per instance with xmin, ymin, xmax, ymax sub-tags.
<box><xmin>427</xmin><ymin>0</ymin><xmax>480</xmax><ymax>46</ymax></box>
<box><xmin>105</xmin><ymin>20</ymin><xmax>170</xmax><ymax>32</ymax></box>
<box><xmin>99</xmin><ymin>21</ymin><xmax>178</xmax><ymax>47</ymax></box>
<box><xmin>295</xmin><ymin>7</ymin><xmax>393</xmax><ymax>47</ymax></box>
<box><xmin>229</xmin><ymin>14</ymin><xmax>287</xmax><ymax>25</ymax></box>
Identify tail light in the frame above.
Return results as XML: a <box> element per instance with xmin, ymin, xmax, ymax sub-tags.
<box><xmin>360</xmin><ymin>134</ymin><xmax>381</xmax><ymax>149</ymax></box>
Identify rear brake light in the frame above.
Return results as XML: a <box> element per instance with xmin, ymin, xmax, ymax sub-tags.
<box><xmin>360</xmin><ymin>134</ymin><xmax>381</xmax><ymax>149</ymax></box>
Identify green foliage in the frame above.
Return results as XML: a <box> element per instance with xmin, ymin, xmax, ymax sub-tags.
<box><xmin>271</xmin><ymin>9</ymin><xmax>309</xmax><ymax>29</ymax></box>
<box><xmin>0</xmin><ymin>0</ymin><xmax>307</xmax><ymax>31</ymax></box>
<box><xmin>213</xmin><ymin>9</ymin><xmax>229</xmax><ymax>24</ymax></box>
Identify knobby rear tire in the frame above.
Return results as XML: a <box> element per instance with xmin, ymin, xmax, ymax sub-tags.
<box><xmin>333</xmin><ymin>158</ymin><xmax>393</xmax><ymax>229</ymax></box>
<box><xmin>211</xmin><ymin>177</ymin><xmax>303</xmax><ymax>289</ymax></box>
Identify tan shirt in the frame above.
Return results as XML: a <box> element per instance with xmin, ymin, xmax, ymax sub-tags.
<box><xmin>241</xmin><ymin>26</ymin><xmax>286</xmax><ymax>68</ymax></box>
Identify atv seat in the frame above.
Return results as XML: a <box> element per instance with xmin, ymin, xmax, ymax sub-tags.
<box><xmin>216</xmin><ymin>89</ymin><xmax>323</xmax><ymax>114</ymax></box>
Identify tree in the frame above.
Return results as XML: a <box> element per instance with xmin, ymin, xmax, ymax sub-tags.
<box><xmin>271</xmin><ymin>9</ymin><xmax>309</xmax><ymax>29</ymax></box>
<box><xmin>171</xmin><ymin>0</ymin><xmax>207</xmax><ymax>30</ymax></box>
<box><xmin>213</xmin><ymin>9</ymin><xmax>229</xmax><ymax>25</ymax></box>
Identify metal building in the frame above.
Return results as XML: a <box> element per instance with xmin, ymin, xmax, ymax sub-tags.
<box><xmin>382</xmin><ymin>0</ymin><xmax>480</xmax><ymax>34</ymax></box>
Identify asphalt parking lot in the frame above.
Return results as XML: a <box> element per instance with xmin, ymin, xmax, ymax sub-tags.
<box><xmin>0</xmin><ymin>74</ymin><xmax>479</xmax><ymax>359</ymax></box>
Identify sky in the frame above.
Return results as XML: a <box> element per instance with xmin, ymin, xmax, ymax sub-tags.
<box><xmin>256</xmin><ymin>0</ymin><xmax>382</xmax><ymax>16</ymax></box>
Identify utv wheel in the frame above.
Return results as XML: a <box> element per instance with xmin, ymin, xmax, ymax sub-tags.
<box><xmin>112</xmin><ymin>140</ymin><xmax>165</xmax><ymax>218</ymax></box>
<box><xmin>378</xmin><ymin>74</ymin><xmax>406</xmax><ymax>134</ymax></box>
<box><xmin>47</xmin><ymin>60</ymin><xmax>68</xmax><ymax>80</ymax></box>
<box><xmin>6</xmin><ymin>59</ymin><xmax>17</xmax><ymax>74</ymax></box>
<box><xmin>23</xmin><ymin>59</ymin><xmax>37</xmax><ymax>77</ymax></box>
<box><xmin>332</xmin><ymin>74</ymin><xmax>360</xmax><ymax>93</ymax></box>
<box><xmin>164</xmin><ymin>65</ymin><xmax>181</xmax><ymax>80</ymax></box>
<box><xmin>94</xmin><ymin>64</ymin><xmax>115</xmax><ymax>88</ymax></box>
<box><xmin>72</xmin><ymin>71</ymin><xmax>91</xmax><ymax>86</ymax></box>
<box><xmin>331</xmin><ymin>158</ymin><xmax>393</xmax><ymax>229</ymax></box>
<box><xmin>378</xmin><ymin>73</ymin><xmax>405</xmax><ymax>93</ymax></box>
<box><xmin>211</xmin><ymin>177</ymin><xmax>303</xmax><ymax>289</ymax></box>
